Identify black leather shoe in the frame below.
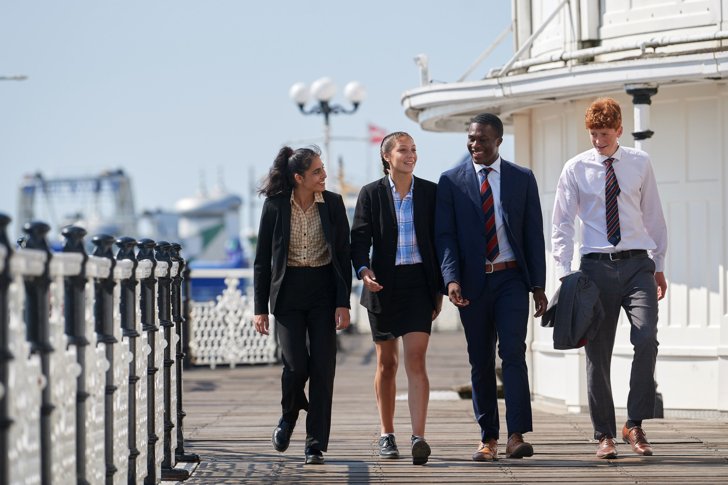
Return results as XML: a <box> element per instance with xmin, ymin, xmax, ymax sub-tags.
<box><xmin>304</xmin><ymin>448</ymin><xmax>325</xmax><ymax>465</ymax></box>
<box><xmin>272</xmin><ymin>419</ymin><xmax>295</xmax><ymax>452</ymax></box>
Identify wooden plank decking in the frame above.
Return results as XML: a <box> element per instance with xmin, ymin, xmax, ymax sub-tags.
<box><xmin>175</xmin><ymin>331</ymin><xmax>728</xmax><ymax>484</ymax></box>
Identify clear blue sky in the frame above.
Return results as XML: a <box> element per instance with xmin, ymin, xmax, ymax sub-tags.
<box><xmin>1</xmin><ymin>1</ymin><xmax>514</xmax><ymax>240</ymax></box>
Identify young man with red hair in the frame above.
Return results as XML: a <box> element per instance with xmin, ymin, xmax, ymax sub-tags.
<box><xmin>552</xmin><ymin>97</ymin><xmax>668</xmax><ymax>459</ymax></box>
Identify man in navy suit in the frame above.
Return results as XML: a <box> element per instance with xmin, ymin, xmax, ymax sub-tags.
<box><xmin>435</xmin><ymin>113</ymin><xmax>547</xmax><ymax>461</ymax></box>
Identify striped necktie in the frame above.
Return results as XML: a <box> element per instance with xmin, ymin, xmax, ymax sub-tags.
<box><xmin>480</xmin><ymin>167</ymin><xmax>499</xmax><ymax>261</ymax></box>
<box><xmin>604</xmin><ymin>157</ymin><xmax>621</xmax><ymax>246</ymax></box>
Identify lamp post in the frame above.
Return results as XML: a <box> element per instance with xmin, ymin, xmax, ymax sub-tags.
<box><xmin>289</xmin><ymin>77</ymin><xmax>365</xmax><ymax>189</ymax></box>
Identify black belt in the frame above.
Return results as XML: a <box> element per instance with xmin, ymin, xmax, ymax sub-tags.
<box><xmin>583</xmin><ymin>249</ymin><xmax>647</xmax><ymax>261</ymax></box>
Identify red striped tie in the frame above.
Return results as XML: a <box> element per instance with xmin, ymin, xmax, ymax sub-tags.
<box><xmin>480</xmin><ymin>168</ymin><xmax>499</xmax><ymax>261</ymax></box>
<box><xmin>604</xmin><ymin>157</ymin><xmax>621</xmax><ymax>246</ymax></box>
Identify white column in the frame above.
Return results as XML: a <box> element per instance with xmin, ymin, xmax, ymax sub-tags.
<box><xmin>625</xmin><ymin>83</ymin><xmax>658</xmax><ymax>152</ymax></box>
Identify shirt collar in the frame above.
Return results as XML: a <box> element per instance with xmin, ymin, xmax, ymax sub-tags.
<box><xmin>594</xmin><ymin>145</ymin><xmax>622</xmax><ymax>164</ymax></box>
<box><xmin>290</xmin><ymin>191</ymin><xmax>325</xmax><ymax>207</ymax></box>
<box><xmin>387</xmin><ymin>175</ymin><xmax>414</xmax><ymax>195</ymax></box>
<box><xmin>472</xmin><ymin>156</ymin><xmax>501</xmax><ymax>175</ymax></box>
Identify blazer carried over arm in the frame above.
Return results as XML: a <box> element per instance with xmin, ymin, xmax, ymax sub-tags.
<box><xmin>350</xmin><ymin>175</ymin><xmax>443</xmax><ymax>314</ymax></box>
<box><xmin>254</xmin><ymin>190</ymin><xmax>352</xmax><ymax>315</ymax></box>
<box><xmin>541</xmin><ymin>271</ymin><xmax>603</xmax><ymax>349</ymax></box>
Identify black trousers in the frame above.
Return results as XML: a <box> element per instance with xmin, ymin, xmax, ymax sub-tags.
<box><xmin>274</xmin><ymin>265</ymin><xmax>337</xmax><ymax>451</ymax></box>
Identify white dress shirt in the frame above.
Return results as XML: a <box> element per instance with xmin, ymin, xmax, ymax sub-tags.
<box><xmin>472</xmin><ymin>157</ymin><xmax>515</xmax><ymax>264</ymax></box>
<box><xmin>551</xmin><ymin>146</ymin><xmax>667</xmax><ymax>278</ymax></box>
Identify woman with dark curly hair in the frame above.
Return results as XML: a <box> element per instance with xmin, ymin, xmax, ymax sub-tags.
<box><xmin>253</xmin><ymin>145</ymin><xmax>351</xmax><ymax>465</ymax></box>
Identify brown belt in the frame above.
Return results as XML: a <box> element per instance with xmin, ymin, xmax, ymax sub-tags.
<box><xmin>485</xmin><ymin>260</ymin><xmax>519</xmax><ymax>274</ymax></box>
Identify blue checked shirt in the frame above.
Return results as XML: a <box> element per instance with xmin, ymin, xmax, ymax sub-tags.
<box><xmin>389</xmin><ymin>176</ymin><xmax>423</xmax><ymax>266</ymax></box>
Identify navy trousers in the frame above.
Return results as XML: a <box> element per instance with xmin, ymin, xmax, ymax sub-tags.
<box><xmin>458</xmin><ymin>268</ymin><xmax>532</xmax><ymax>441</ymax></box>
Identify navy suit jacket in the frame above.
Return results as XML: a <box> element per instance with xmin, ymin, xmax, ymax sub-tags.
<box><xmin>350</xmin><ymin>176</ymin><xmax>442</xmax><ymax>313</ymax></box>
<box><xmin>435</xmin><ymin>158</ymin><xmax>546</xmax><ymax>300</ymax></box>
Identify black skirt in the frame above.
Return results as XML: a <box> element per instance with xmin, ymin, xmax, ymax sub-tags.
<box><xmin>368</xmin><ymin>264</ymin><xmax>433</xmax><ymax>341</ymax></box>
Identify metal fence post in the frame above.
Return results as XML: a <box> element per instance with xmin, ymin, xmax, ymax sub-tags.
<box><xmin>171</xmin><ymin>244</ymin><xmax>199</xmax><ymax>465</ymax></box>
<box><xmin>91</xmin><ymin>234</ymin><xmax>118</xmax><ymax>485</ymax></box>
<box><xmin>181</xmin><ymin>266</ymin><xmax>192</xmax><ymax>369</ymax></box>
<box><xmin>157</xmin><ymin>242</ymin><xmax>189</xmax><ymax>481</ymax></box>
<box><xmin>137</xmin><ymin>238</ymin><xmax>159</xmax><ymax>484</ymax></box>
<box><xmin>116</xmin><ymin>236</ymin><xmax>141</xmax><ymax>483</ymax></box>
<box><xmin>22</xmin><ymin>221</ymin><xmax>53</xmax><ymax>485</ymax></box>
<box><xmin>0</xmin><ymin>213</ymin><xmax>13</xmax><ymax>485</ymax></box>
<box><xmin>62</xmin><ymin>226</ymin><xmax>90</xmax><ymax>485</ymax></box>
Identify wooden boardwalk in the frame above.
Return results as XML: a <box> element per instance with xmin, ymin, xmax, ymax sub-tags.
<box><xmin>176</xmin><ymin>331</ymin><xmax>728</xmax><ymax>484</ymax></box>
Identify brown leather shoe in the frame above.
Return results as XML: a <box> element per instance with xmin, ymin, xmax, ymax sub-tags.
<box><xmin>505</xmin><ymin>433</ymin><xmax>533</xmax><ymax>458</ymax></box>
<box><xmin>472</xmin><ymin>439</ymin><xmax>498</xmax><ymax>461</ymax></box>
<box><xmin>622</xmin><ymin>424</ymin><xmax>653</xmax><ymax>456</ymax></box>
<box><xmin>596</xmin><ymin>436</ymin><xmax>618</xmax><ymax>459</ymax></box>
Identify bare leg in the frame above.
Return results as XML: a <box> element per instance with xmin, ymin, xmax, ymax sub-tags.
<box><xmin>374</xmin><ymin>339</ymin><xmax>399</xmax><ymax>434</ymax></box>
<box><xmin>402</xmin><ymin>332</ymin><xmax>430</xmax><ymax>438</ymax></box>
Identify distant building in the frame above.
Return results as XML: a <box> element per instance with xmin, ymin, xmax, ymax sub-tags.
<box><xmin>402</xmin><ymin>0</ymin><xmax>728</xmax><ymax>416</ymax></box>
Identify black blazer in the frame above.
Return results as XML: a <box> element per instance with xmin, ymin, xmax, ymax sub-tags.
<box><xmin>254</xmin><ymin>190</ymin><xmax>352</xmax><ymax>315</ymax></box>
<box><xmin>350</xmin><ymin>176</ymin><xmax>443</xmax><ymax>313</ymax></box>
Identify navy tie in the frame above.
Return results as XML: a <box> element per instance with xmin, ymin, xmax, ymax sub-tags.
<box><xmin>604</xmin><ymin>157</ymin><xmax>621</xmax><ymax>246</ymax></box>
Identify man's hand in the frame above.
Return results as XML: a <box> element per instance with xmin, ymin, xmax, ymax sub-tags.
<box><xmin>335</xmin><ymin>307</ymin><xmax>350</xmax><ymax>331</ymax></box>
<box><xmin>254</xmin><ymin>314</ymin><xmax>269</xmax><ymax>335</ymax></box>
<box><xmin>447</xmin><ymin>282</ymin><xmax>470</xmax><ymax>307</ymax></box>
<box><xmin>532</xmin><ymin>288</ymin><xmax>548</xmax><ymax>318</ymax></box>
<box><xmin>361</xmin><ymin>268</ymin><xmax>383</xmax><ymax>293</ymax></box>
<box><xmin>655</xmin><ymin>271</ymin><xmax>667</xmax><ymax>301</ymax></box>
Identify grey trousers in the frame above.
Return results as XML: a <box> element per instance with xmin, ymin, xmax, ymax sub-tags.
<box><xmin>580</xmin><ymin>253</ymin><xmax>659</xmax><ymax>439</ymax></box>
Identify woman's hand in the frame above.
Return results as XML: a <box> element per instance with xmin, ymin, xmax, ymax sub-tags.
<box><xmin>335</xmin><ymin>307</ymin><xmax>350</xmax><ymax>331</ymax></box>
<box><xmin>254</xmin><ymin>314</ymin><xmax>270</xmax><ymax>335</ymax></box>
<box><xmin>361</xmin><ymin>268</ymin><xmax>383</xmax><ymax>293</ymax></box>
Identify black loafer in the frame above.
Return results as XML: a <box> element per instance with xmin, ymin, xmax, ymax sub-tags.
<box><xmin>304</xmin><ymin>448</ymin><xmax>325</xmax><ymax>465</ymax></box>
<box><xmin>272</xmin><ymin>419</ymin><xmax>295</xmax><ymax>452</ymax></box>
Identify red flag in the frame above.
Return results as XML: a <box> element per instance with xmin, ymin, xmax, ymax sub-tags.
<box><xmin>368</xmin><ymin>123</ymin><xmax>387</xmax><ymax>144</ymax></box>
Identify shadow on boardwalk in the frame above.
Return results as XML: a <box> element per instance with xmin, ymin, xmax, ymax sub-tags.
<box><xmin>175</xmin><ymin>331</ymin><xmax>728</xmax><ymax>484</ymax></box>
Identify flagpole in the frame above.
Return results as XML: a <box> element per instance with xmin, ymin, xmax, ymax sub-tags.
<box><xmin>366</xmin><ymin>134</ymin><xmax>373</xmax><ymax>183</ymax></box>
<box><xmin>367</xmin><ymin>123</ymin><xmax>387</xmax><ymax>183</ymax></box>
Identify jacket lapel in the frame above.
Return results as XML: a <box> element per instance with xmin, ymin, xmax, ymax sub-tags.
<box><xmin>282</xmin><ymin>194</ymin><xmax>292</xmax><ymax>258</ymax></box>
<box><xmin>458</xmin><ymin>160</ymin><xmax>485</xmax><ymax>222</ymax></box>
<box><xmin>499</xmin><ymin>160</ymin><xmax>512</xmax><ymax>227</ymax></box>
<box><xmin>412</xmin><ymin>176</ymin><xmax>427</xmax><ymax>244</ymax></box>
<box><xmin>379</xmin><ymin>176</ymin><xmax>397</xmax><ymax>224</ymax></box>
<box><xmin>317</xmin><ymin>193</ymin><xmax>333</xmax><ymax>251</ymax></box>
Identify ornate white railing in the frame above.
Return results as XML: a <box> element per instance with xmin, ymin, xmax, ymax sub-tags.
<box><xmin>0</xmin><ymin>217</ymin><xmax>198</xmax><ymax>484</ymax></box>
<box><xmin>187</xmin><ymin>268</ymin><xmax>279</xmax><ymax>367</ymax></box>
